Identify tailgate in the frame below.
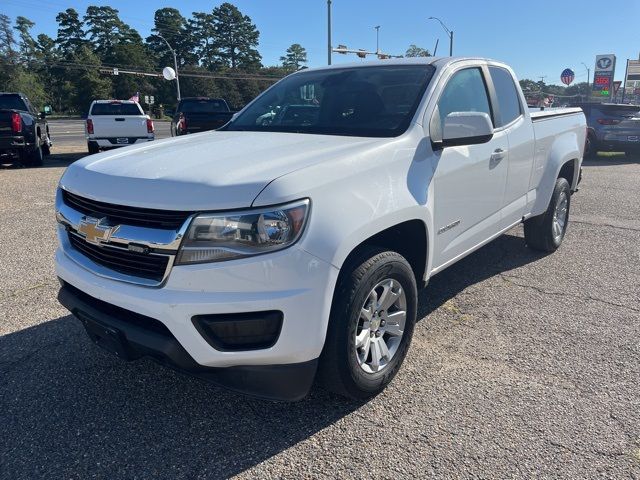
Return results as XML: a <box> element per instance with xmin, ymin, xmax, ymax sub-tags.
<box><xmin>91</xmin><ymin>116</ymin><xmax>149</xmax><ymax>137</ymax></box>
<box><xmin>0</xmin><ymin>110</ymin><xmax>15</xmax><ymax>136</ymax></box>
<box><xmin>185</xmin><ymin>112</ymin><xmax>232</xmax><ymax>132</ymax></box>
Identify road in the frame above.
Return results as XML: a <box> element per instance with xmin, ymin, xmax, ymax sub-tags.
<box><xmin>1</xmin><ymin>150</ymin><xmax>639</xmax><ymax>478</ymax></box>
<box><xmin>48</xmin><ymin>118</ymin><xmax>172</xmax><ymax>152</ymax></box>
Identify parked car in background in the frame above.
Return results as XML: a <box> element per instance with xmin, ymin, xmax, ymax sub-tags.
<box><xmin>55</xmin><ymin>58</ymin><xmax>585</xmax><ymax>401</ymax></box>
<box><xmin>86</xmin><ymin>100</ymin><xmax>154</xmax><ymax>154</ymax></box>
<box><xmin>571</xmin><ymin>103</ymin><xmax>640</xmax><ymax>156</ymax></box>
<box><xmin>171</xmin><ymin>97</ymin><xmax>234</xmax><ymax>136</ymax></box>
<box><xmin>0</xmin><ymin>92</ymin><xmax>51</xmax><ymax>166</ymax></box>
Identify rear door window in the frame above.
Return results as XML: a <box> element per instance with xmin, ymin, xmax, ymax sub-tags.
<box><xmin>489</xmin><ymin>66</ymin><xmax>522</xmax><ymax>127</ymax></box>
<box><xmin>90</xmin><ymin>103</ymin><xmax>143</xmax><ymax>115</ymax></box>
<box><xmin>180</xmin><ymin>100</ymin><xmax>228</xmax><ymax>113</ymax></box>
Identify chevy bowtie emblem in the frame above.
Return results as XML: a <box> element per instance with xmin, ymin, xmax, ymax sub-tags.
<box><xmin>77</xmin><ymin>217</ymin><xmax>118</xmax><ymax>245</ymax></box>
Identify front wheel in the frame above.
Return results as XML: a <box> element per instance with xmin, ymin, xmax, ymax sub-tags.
<box><xmin>318</xmin><ymin>248</ymin><xmax>417</xmax><ymax>400</ymax></box>
<box><xmin>524</xmin><ymin>177</ymin><xmax>571</xmax><ymax>252</ymax></box>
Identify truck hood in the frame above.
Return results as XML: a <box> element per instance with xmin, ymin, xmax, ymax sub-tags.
<box><xmin>60</xmin><ymin>131</ymin><xmax>386</xmax><ymax>210</ymax></box>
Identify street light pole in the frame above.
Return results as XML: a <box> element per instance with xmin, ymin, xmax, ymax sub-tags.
<box><xmin>428</xmin><ymin>17</ymin><xmax>453</xmax><ymax>56</ymax></box>
<box><xmin>158</xmin><ymin>34</ymin><xmax>181</xmax><ymax>101</ymax></box>
<box><xmin>327</xmin><ymin>0</ymin><xmax>332</xmax><ymax>65</ymax></box>
<box><xmin>375</xmin><ymin>25</ymin><xmax>380</xmax><ymax>54</ymax></box>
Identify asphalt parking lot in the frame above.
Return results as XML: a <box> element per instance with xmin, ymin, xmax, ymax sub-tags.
<box><xmin>1</xmin><ymin>145</ymin><xmax>639</xmax><ymax>478</ymax></box>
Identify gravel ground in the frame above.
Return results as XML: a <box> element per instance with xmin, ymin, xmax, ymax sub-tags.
<box><xmin>1</xmin><ymin>151</ymin><xmax>639</xmax><ymax>479</ymax></box>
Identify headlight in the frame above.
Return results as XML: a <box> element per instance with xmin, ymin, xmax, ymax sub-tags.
<box><xmin>176</xmin><ymin>199</ymin><xmax>310</xmax><ymax>265</ymax></box>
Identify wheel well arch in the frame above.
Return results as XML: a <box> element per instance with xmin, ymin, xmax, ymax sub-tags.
<box><xmin>558</xmin><ymin>158</ymin><xmax>578</xmax><ymax>190</ymax></box>
<box><xmin>340</xmin><ymin>219</ymin><xmax>428</xmax><ymax>287</ymax></box>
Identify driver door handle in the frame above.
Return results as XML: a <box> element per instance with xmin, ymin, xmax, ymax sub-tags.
<box><xmin>490</xmin><ymin>148</ymin><xmax>507</xmax><ymax>161</ymax></box>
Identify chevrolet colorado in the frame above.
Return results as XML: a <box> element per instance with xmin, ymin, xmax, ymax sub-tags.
<box><xmin>55</xmin><ymin>58</ymin><xmax>586</xmax><ymax>401</ymax></box>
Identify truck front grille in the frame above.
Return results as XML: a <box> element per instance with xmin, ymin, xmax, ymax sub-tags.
<box><xmin>68</xmin><ymin>232</ymin><xmax>169</xmax><ymax>282</ymax></box>
<box><xmin>62</xmin><ymin>190</ymin><xmax>193</xmax><ymax>230</ymax></box>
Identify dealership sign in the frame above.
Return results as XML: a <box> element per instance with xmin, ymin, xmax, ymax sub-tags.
<box><xmin>592</xmin><ymin>54</ymin><xmax>616</xmax><ymax>96</ymax></box>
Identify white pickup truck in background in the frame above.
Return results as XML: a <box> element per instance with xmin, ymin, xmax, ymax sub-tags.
<box><xmin>85</xmin><ymin>100</ymin><xmax>154</xmax><ymax>154</ymax></box>
<box><xmin>56</xmin><ymin>57</ymin><xmax>585</xmax><ymax>401</ymax></box>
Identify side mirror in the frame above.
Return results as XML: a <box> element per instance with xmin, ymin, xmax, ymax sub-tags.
<box><xmin>441</xmin><ymin>112</ymin><xmax>493</xmax><ymax>148</ymax></box>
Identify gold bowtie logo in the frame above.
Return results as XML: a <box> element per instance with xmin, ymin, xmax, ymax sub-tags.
<box><xmin>77</xmin><ymin>217</ymin><xmax>117</xmax><ymax>245</ymax></box>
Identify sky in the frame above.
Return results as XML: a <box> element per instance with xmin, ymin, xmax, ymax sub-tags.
<box><xmin>3</xmin><ymin>0</ymin><xmax>640</xmax><ymax>85</ymax></box>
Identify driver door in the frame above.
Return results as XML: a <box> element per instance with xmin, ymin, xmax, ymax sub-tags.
<box><xmin>430</xmin><ymin>67</ymin><xmax>509</xmax><ymax>270</ymax></box>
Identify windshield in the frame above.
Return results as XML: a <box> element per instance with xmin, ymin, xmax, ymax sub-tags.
<box><xmin>180</xmin><ymin>99</ymin><xmax>228</xmax><ymax>113</ymax></box>
<box><xmin>225</xmin><ymin>64</ymin><xmax>435</xmax><ymax>137</ymax></box>
<box><xmin>0</xmin><ymin>95</ymin><xmax>28</xmax><ymax>111</ymax></box>
<box><xmin>90</xmin><ymin>102</ymin><xmax>142</xmax><ymax>116</ymax></box>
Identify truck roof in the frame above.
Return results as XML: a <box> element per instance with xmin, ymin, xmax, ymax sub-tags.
<box><xmin>294</xmin><ymin>56</ymin><xmax>505</xmax><ymax>74</ymax></box>
<box><xmin>91</xmin><ymin>99</ymin><xmax>139</xmax><ymax>104</ymax></box>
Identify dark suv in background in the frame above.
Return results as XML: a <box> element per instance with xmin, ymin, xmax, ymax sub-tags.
<box><xmin>572</xmin><ymin>103</ymin><xmax>640</xmax><ymax>157</ymax></box>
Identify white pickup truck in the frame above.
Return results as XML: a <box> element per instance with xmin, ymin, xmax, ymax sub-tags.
<box><xmin>56</xmin><ymin>58</ymin><xmax>585</xmax><ymax>401</ymax></box>
<box><xmin>85</xmin><ymin>100</ymin><xmax>154</xmax><ymax>154</ymax></box>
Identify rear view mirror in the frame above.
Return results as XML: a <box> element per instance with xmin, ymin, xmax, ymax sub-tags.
<box><xmin>441</xmin><ymin>112</ymin><xmax>493</xmax><ymax>147</ymax></box>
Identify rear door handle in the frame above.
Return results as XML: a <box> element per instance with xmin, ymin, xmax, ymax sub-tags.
<box><xmin>115</xmin><ymin>118</ymin><xmax>125</xmax><ymax>122</ymax></box>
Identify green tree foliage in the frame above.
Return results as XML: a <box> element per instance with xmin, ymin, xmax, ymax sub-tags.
<box><xmin>211</xmin><ymin>3</ymin><xmax>261</xmax><ymax>70</ymax></box>
<box><xmin>405</xmin><ymin>44</ymin><xmax>430</xmax><ymax>57</ymax></box>
<box><xmin>84</xmin><ymin>6</ymin><xmax>139</xmax><ymax>55</ymax></box>
<box><xmin>0</xmin><ymin>14</ymin><xmax>18</xmax><ymax>88</ymax></box>
<box><xmin>2</xmin><ymin>4</ymin><xmax>285</xmax><ymax>113</ymax></box>
<box><xmin>15</xmin><ymin>16</ymin><xmax>37</xmax><ymax>63</ymax></box>
<box><xmin>280</xmin><ymin>43</ymin><xmax>307</xmax><ymax>71</ymax></box>
<box><xmin>55</xmin><ymin>8</ymin><xmax>86</xmax><ymax>55</ymax></box>
<box><xmin>6</xmin><ymin>68</ymin><xmax>47</xmax><ymax>107</ymax></box>
<box><xmin>69</xmin><ymin>45</ymin><xmax>112</xmax><ymax>113</ymax></box>
<box><xmin>147</xmin><ymin>8</ymin><xmax>196</xmax><ymax>69</ymax></box>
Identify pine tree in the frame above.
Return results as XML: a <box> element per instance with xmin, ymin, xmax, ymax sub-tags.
<box><xmin>15</xmin><ymin>16</ymin><xmax>37</xmax><ymax>63</ymax></box>
<box><xmin>211</xmin><ymin>3</ymin><xmax>261</xmax><ymax>70</ymax></box>
<box><xmin>405</xmin><ymin>45</ymin><xmax>430</xmax><ymax>57</ymax></box>
<box><xmin>55</xmin><ymin>8</ymin><xmax>86</xmax><ymax>55</ymax></box>
<box><xmin>280</xmin><ymin>44</ymin><xmax>307</xmax><ymax>71</ymax></box>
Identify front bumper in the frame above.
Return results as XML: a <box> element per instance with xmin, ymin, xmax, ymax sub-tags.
<box><xmin>58</xmin><ymin>281</ymin><xmax>318</xmax><ymax>401</ymax></box>
<box><xmin>55</xmin><ymin>240</ymin><xmax>339</xmax><ymax>396</ymax></box>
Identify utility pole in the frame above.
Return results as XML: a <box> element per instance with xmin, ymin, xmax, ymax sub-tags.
<box><xmin>374</xmin><ymin>25</ymin><xmax>380</xmax><ymax>54</ymax></box>
<box><xmin>157</xmin><ymin>34</ymin><xmax>181</xmax><ymax>101</ymax></box>
<box><xmin>428</xmin><ymin>17</ymin><xmax>453</xmax><ymax>56</ymax></box>
<box><xmin>327</xmin><ymin>0</ymin><xmax>332</xmax><ymax>65</ymax></box>
<box><xmin>539</xmin><ymin>75</ymin><xmax>547</xmax><ymax>84</ymax></box>
<box><xmin>581</xmin><ymin>62</ymin><xmax>590</xmax><ymax>87</ymax></box>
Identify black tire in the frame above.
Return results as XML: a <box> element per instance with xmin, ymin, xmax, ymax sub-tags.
<box><xmin>584</xmin><ymin>134</ymin><xmax>598</xmax><ymax>159</ymax></box>
<box><xmin>88</xmin><ymin>141</ymin><xmax>99</xmax><ymax>154</ymax></box>
<box><xmin>42</xmin><ymin>132</ymin><xmax>51</xmax><ymax>156</ymax></box>
<box><xmin>524</xmin><ymin>177</ymin><xmax>571</xmax><ymax>252</ymax></box>
<box><xmin>317</xmin><ymin>247</ymin><xmax>418</xmax><ymax>400</ymax></box>
<box><xmin>22</xmin><ymin>137</ymin><xmax>44</xmax><ymax>167</ymax></box>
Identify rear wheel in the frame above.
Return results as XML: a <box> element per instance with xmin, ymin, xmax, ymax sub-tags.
<box><xmin>318</xmin><ymin>247</ymin><xmax>417</xmax><ymax>400</ymax></box>
<box><xmin>42</xmin><ymin>132</ymin><xmax>51</xmax><ymax>156</ymax></box>
<box><xmin>524</xmin><ymin>177</ymin><xmax>571</xmax><ymax>252</ymax></box>
<box><xmin>88</xmin><ymin>141</ymin><xmax>99</xmax><ymax>154</ymax></box>
<box><xmin>22</xmin><ymin>137</ymin><xmax>44</xmax><ymax>167</ymax></box>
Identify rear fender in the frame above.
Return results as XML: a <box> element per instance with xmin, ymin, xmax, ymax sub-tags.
<box><xmin>530</xmin><ymin>132</ymin><xmax>582</xmax><ymax>217</ymax></box>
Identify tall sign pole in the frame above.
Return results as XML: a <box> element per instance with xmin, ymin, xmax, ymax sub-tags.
<box><xmin>327</xmin><ymin>0</ymin><xmax>332</xmax><ymax>65</ymax></box>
